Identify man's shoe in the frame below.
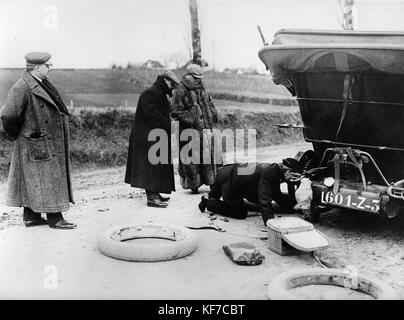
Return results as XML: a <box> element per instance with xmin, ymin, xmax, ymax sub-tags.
<box><xmin>158</xmin><ymin>194</ymin><xmax>170</xmax><ymax>202</ymax></box>
<box><xmin>191</xmin><ymin>188</ymin><xmax>199</xmax><ymax>194</ymax></box>
<box><xmin>261</xmin><ymin>213</ymin><xmax>275</xmax><ymax>226</ymax></box>
<box><xmin>302</xmin><ymin>212</ymin><xmax>320</xmax><ymax>223</ymax></box>
<box><xmin>243</xmin><ymin>199</ymin><xmax>261</xmax><ymax>211</ymax></box>
<box><xmin>198</xmin><ymin>196</ymin><xmax>208</xmax><ymax>213</ymax></box>
<box><xmin>49</xmin><ymin>219</ymin><xmax>77</xmax><ymax>229</ymax></box>
<box><xmin>301</xmin><ymin>208</ymin><xmax>320</xmax><ymax>223</ymax></box>
<box><xmin>24</xmin><ymin>218</ymin><xmax>48</xmax><ymax>227</ymax></box>
<box><xmin>147</xmin><ymin>199</ymin><xmax>168</xmax><ymax>208</ymax></box>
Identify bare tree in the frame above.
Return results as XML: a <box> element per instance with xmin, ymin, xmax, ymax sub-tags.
<box><xmin>189</xmin><ymin>0</ymin><xmax>202</xmax><ymax>66</ymax></box>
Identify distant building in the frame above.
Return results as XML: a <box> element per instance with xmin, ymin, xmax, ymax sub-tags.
<box><xmin>223</xmin><ymin>68</ymin><xmax>235</xmax><ymax>74</ymax></box>
<box><xmin>143</xmin><ymin>59</ymin><xmax>164</xmax><ymax>69</ymax></box>
<box><xmin>223</xmin><ymin>67</ymin><xmax>259</xmax><ymax>75</ymax></box>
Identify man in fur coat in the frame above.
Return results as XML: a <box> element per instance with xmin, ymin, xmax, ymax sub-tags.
<box><xmin>171</xmin><ymin>64</ymin><xmax>220</xmax><ymax>194</ymax></box>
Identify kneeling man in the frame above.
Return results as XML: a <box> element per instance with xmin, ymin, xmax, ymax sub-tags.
<box><xmin>198</xmin><ymin>162</ymin><xmax>295</xmax><ymax>225</ymax></box>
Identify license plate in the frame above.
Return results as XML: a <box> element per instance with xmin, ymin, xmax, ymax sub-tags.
<box><xmin>320</xmin><ymin>191</ymin><xmax>380</xmax><ymax>213</ymax></box>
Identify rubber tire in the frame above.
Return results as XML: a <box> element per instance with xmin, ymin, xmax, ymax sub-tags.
<box><xmin>267</xmin><ymin>268</ymin><xmax>399</xmax><ymax>300</ymax></box>
<box><xmin>98</xmin><ymin>223</ymin><xmax>198</xmax><ymax>262</ymax></box>
<box><xmin>298</xmin><ymin>150</ymin><xmax>320</xmax><ymax>171</ymax></box>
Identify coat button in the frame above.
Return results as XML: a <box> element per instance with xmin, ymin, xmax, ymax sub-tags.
<box><xmin>52</xmin><ymin>154</ymin><xmax>56</xmax><ymax>157</ymax></box>
<box><xmin>40</xmin><ymin>104</ymin><xmax>44</xmax><ymax>108</ymax></box>
<box><xmin>44</xmin><ymin>120</ymin><xmax>48</xmax><ymax>124</ymax></box>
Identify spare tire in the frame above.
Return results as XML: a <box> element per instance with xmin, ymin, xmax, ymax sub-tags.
<box><xmin>98</xmin><ymin>223</ymin><xmax>198</xmax><ymax>262</ymax></box>
<box><xmin>268</xmin><ymin>268</ymin><xmax>399</xmax><ymax>300</ymax></box>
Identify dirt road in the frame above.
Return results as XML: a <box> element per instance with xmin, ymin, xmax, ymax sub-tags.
<box><xmin>1</xmin><ymin>141</ymin><xmax>404</xmax><ymax>299</ymax></box>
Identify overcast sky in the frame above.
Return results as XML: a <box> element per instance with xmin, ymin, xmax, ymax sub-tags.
<box><xmin>1</xmin><ymin>0</ymin><xmax>403</xmax><ymax>70</ymax></box>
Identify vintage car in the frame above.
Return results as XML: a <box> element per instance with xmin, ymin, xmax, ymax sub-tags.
<box><xmin>259</xmin><ymin>29</ymin><xmax>404</xmax><ymax>218</ymax></box>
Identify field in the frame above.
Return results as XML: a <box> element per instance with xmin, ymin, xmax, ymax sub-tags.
<box><xmin>0</xmin><ymin>67</ymin><xmax>300</xmax><ymax>177</ymax></box>
<box><xmin>2</xmin><ymin>66</ymin><xmax>404</xmax><ymax>302</ymax></box>
<box><xmin>68</xmin><ymin>93</ymin><xmax>297</xmax><ymax>111</ymax></box>
<box><xmin>68</xmin><ymin>93</ymin><xmax>140</xmax><ymax>108</ymax></box>
<box><xmin>0</xmin><ymin>108</ymin><xmax>303</xmax><ymax>177</ymax></box>
<box><xmin>0</xmin><ymin>67</ymin><xmax>294</xmax><ymax>107</ymax></box>
<box><xmin>2</xmin><ymin>144</ymin><xmax>404</xmax><ymax>299</ymax></box>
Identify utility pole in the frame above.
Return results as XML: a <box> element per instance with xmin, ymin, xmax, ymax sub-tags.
<box><xmin>339</xmin><ymin>0</ymin><xmax>354</xmax><ymax>30</ymax></box>
<box><xmin>189</xmin><ymin>0</ymin><xmax>202</xmax><ymax>66</ymax></box>
<box><xmin>212</xmin><ymin>40</ymin><xmax>215</xmax><ymax>71</ymax></box>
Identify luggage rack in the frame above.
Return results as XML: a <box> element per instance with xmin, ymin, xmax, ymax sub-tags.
<box><xmin>388</xmin><ymin>180</ymin><xmax>404</xmax><ymax>200</ymax></box>
<box><xmin>317</xmin><ymin>146</ymin><xmax>404</xmax><ymax>200</ymax></box>
<box><xmin>296</xmin><ymin>97</ymin><xmax>404</xmax><ymax>108</ymax></box>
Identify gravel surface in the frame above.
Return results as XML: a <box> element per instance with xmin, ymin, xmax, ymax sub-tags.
<box><xmin>1</xmin><ymin>141</ymin><xmax>404</xmax><ymax>299</ymax></box>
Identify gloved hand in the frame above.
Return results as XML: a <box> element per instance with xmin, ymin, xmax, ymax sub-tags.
<box><xmin>294</xmin><ymin>177</ymin><xmax>313</xmax><ymax>210</ymax></box>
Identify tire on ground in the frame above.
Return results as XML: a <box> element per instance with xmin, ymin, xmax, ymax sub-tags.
<box><xmin>267</xmin><ymin>268</ymin><xmax>399</xmax><ymax>300</ymax></box>
<box><xmin>98</xmin><ymin>223</ymin><xmax>198</xmax><ymax>262</ymax></box>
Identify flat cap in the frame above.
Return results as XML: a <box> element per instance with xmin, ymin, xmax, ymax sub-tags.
<box><xmin>159</xmin><ymin>69</ymin><xmax>179</xmax><ymax>85</ymax></box>
<box><xmin>25</xmin><ymin>52</ymin><xmax>51</xmax><ymax>65</ymax></box>
<box><xmin>186</xmin><ymin>64</ymin><xmax>203</xmax><ymax>78</ymax></box>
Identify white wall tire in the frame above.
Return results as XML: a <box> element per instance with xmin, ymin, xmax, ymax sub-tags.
<box><xmin>268</xmin><ymin>268</ymin><xmax>399</xmax><ymax>300</ymax></box>
<box><xmin>98</xmin><ymin>223</ymin><xmax>198</xmax><ymax>262</ymax></box>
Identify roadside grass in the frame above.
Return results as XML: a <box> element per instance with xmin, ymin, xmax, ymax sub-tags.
<box><xmin>0</xmin><ymin>67</ymin><xmax>300</xmax><ymax>178</ymax></box>
<box><xmin>203</xmin><ymin>70</ymin><xmax>289</xmax><ymax>97</ymax></box>
<box><xmin>66</xmin><ymin>93</ymin><xmax>297</xmax><ymax>112</ymax></box>
<box><xmin>0</xmin><ymin>108</ymin><xmax>303</xmax><ymax>178</ymax></box>
<box><xmin>66</xmin><ymin>93</ymin><xmax>140</xmax><ymax>108</ymax></box>
<box><xmin>0</xmin><ymin>67</ymin><xmax>293</xmax><ymax>106</ymax></box>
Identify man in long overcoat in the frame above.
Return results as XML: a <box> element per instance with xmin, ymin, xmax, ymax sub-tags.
<box><xmin>1</xmin><ymin>52</ymin><xmax>76</xmax><ymax>229</ymax></box>
<box><xmin>171</xmin><ymin>64</ymin><xmax>220</xmax><ymax>194</ymax></box>
<box><xmin>198</xmin><ymin>162</ymin><xmax>295</xmax><ymax>225</ymax></box>
<box><xmin>125</xmin><ymin>70</ymin><xmax>179</xmax><ymax>208</ymax></box>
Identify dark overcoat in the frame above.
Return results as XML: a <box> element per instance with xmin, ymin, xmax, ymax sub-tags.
<box><xmin>124</xmin><ymin>76</ymin><xmax>175</xmax><ymax>193</ymax></box>
<box><xmin>1</xmin><ymin>71</ymin><xmax>73</xmax><ymax>213</ymax></box>
<box><xmin>171</xmin><ymin>76</ymin><xmax>219</xmax><ymax>190</ymax></box>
